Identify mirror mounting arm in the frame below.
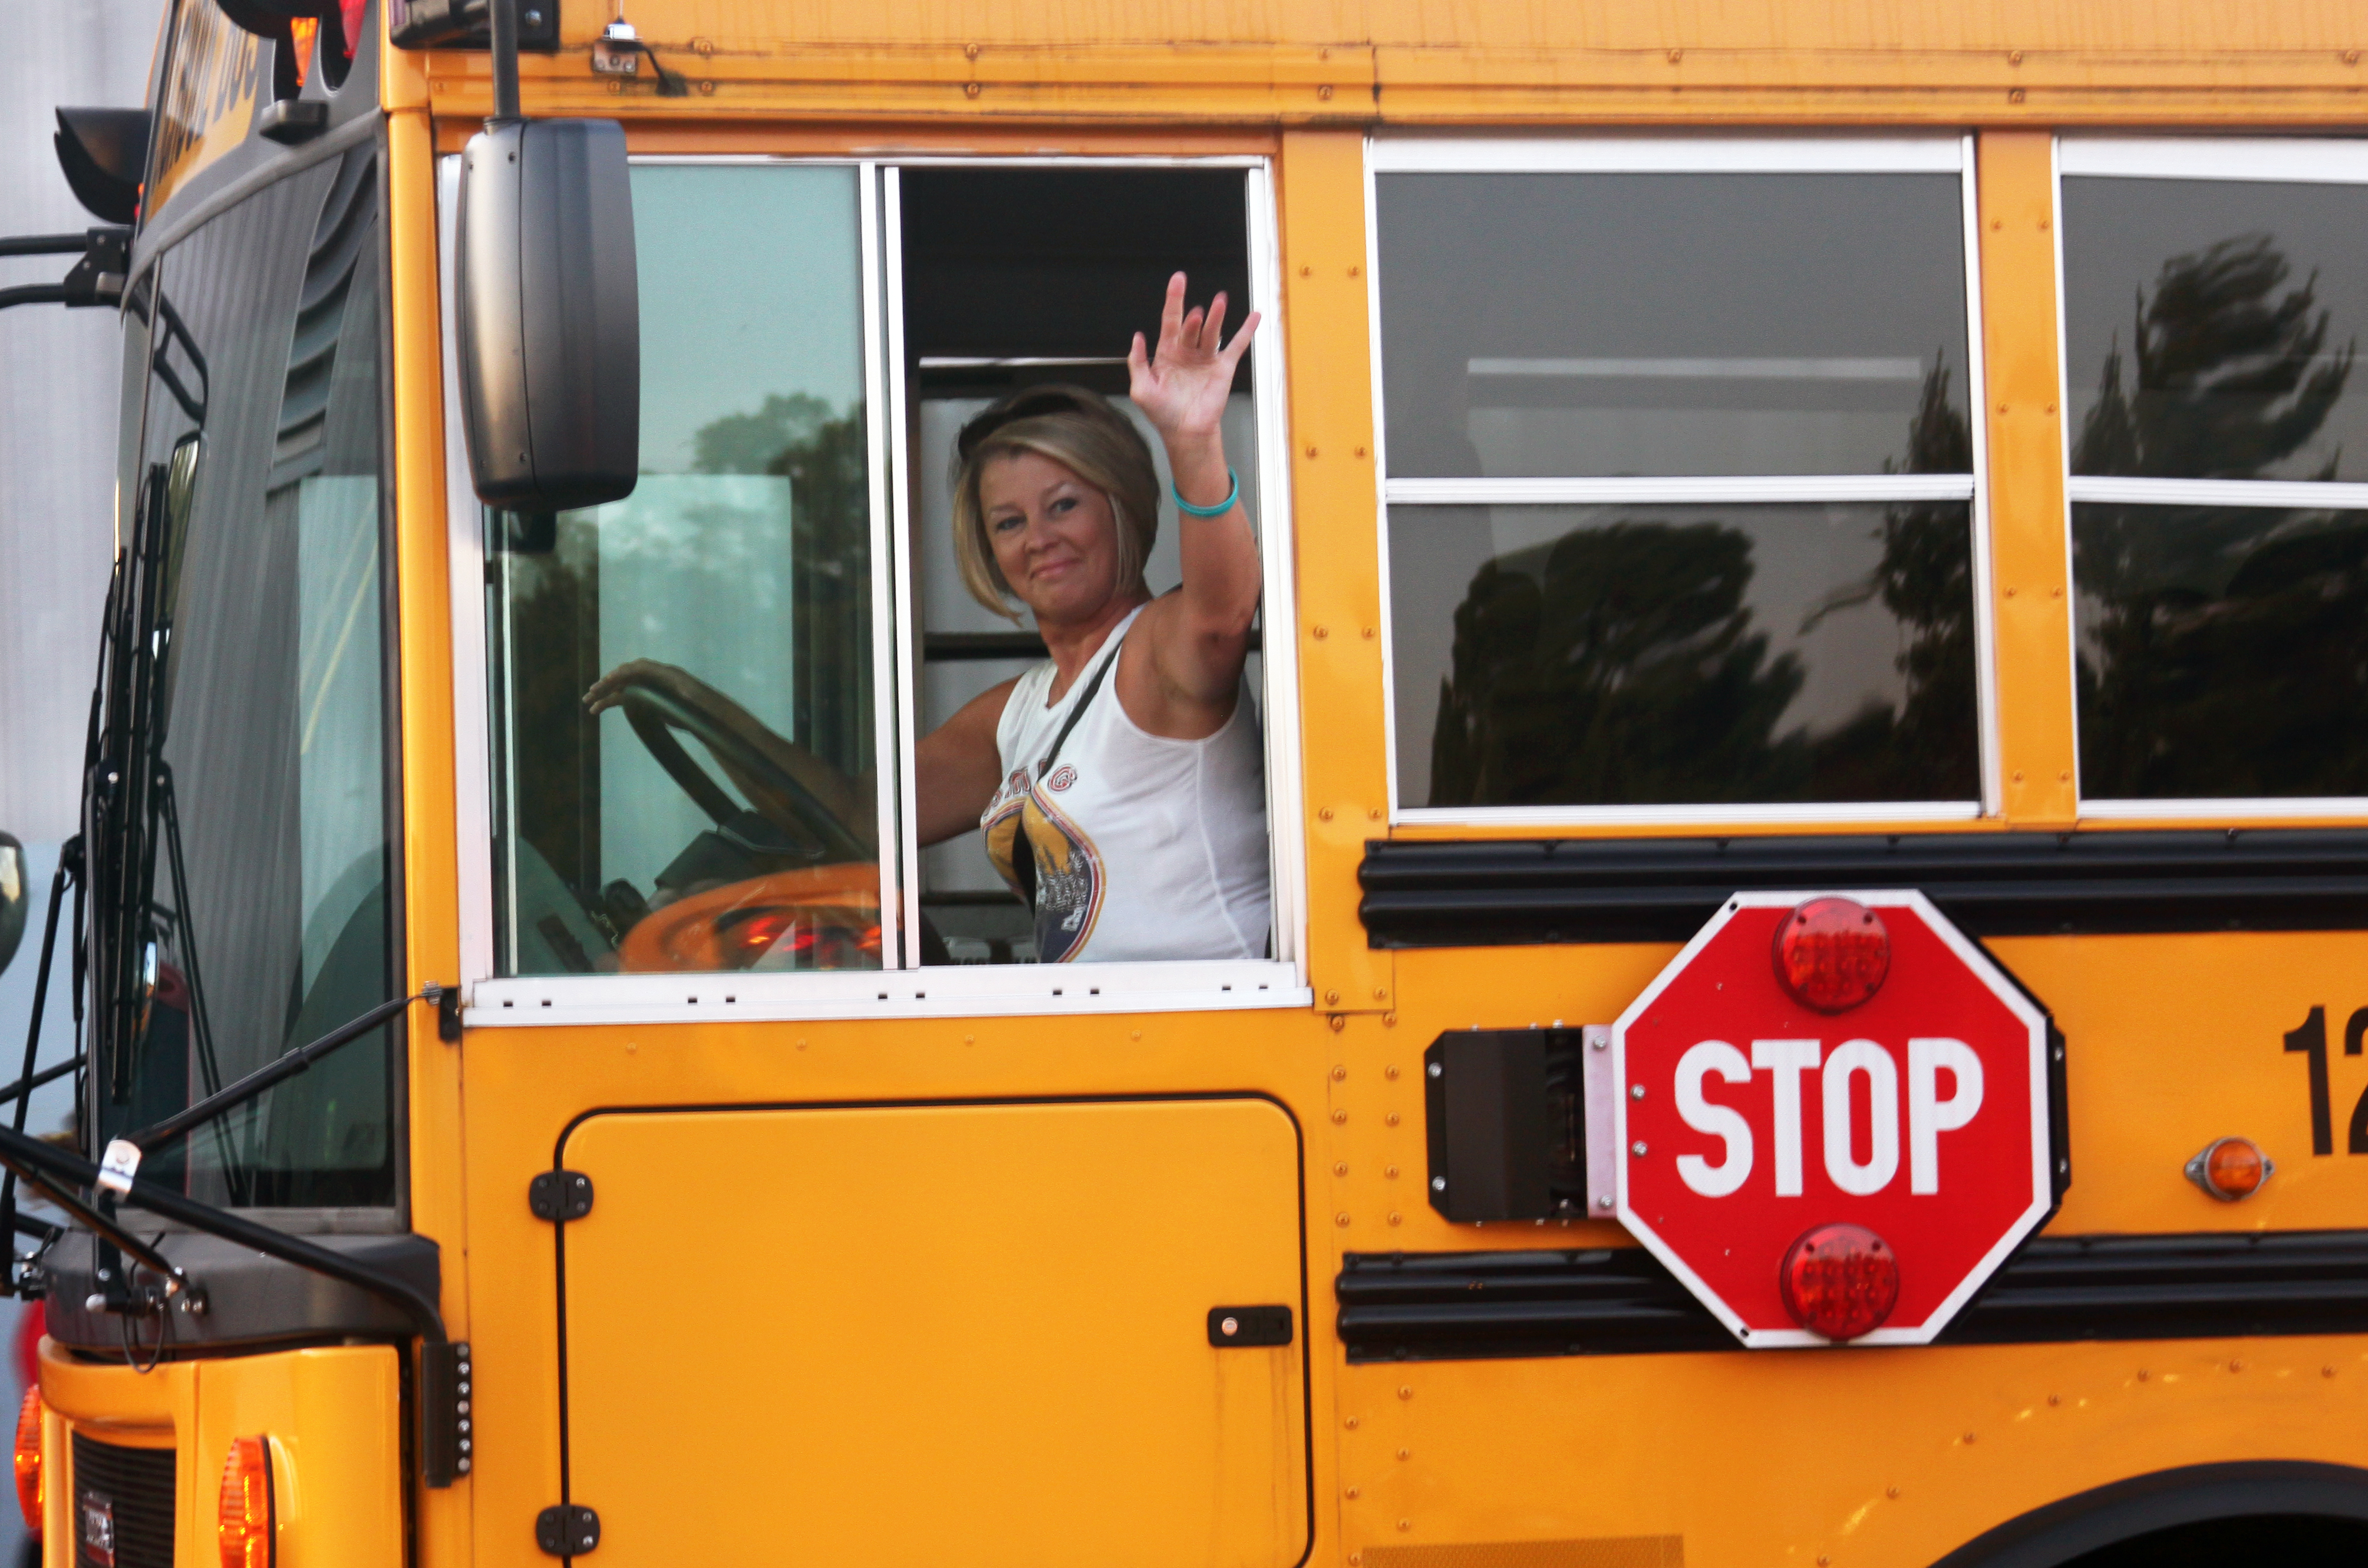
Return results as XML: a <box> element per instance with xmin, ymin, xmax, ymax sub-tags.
<box><xmin>489</xmin><ymin>0</ymin><xmax>522</xmax><ymax>124</ymax></box>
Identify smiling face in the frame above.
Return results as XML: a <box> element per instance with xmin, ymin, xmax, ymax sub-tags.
<box><xmin>979</xmin><ymin>449</ymin><xmax>1133</xmax><ymax>626</ymax></box>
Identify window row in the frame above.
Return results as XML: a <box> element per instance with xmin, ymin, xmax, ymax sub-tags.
<box><xmin>1376</xmin><ymin>136</ymin><xmax>2368</xmax><ymax>821</ymax></box>
<box><xmin>458</xmin><ymin>138</ymin><xmax>2368</xmax><ymax>990</ymax></box>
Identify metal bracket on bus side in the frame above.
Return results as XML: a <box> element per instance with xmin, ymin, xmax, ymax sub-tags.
<box><xmin>424</xmin><ymin>982</ymin><xmax>463</xmax><ymax>1043</ymax></box>
<box><xmin>421</xmin><ymin>1340</ymin><xmax>474</xmax><ymax>1485</ymax></box>
<box><xmin>536</xmin><ymin>1504</ymin><xmax>600</xmax><ymax>1556</ymax></box>
<box><xmin>1582</xmin><ymin>1024</ymin><xmax>1621</xmax><ymax>1219</ymax></box>
<box><xmin>528</xmin><ymin>1170</ymin><xmax>593</xmax><ymax>1222</ymax></box>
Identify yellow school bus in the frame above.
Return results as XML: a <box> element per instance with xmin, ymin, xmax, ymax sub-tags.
<box><xmin>7</xmin><ymin>1</ymin><xmax>2368</xmax><ymax>1564</ymax></box>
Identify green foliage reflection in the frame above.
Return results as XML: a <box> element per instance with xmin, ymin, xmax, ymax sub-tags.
<box><xmin>1424</xmin><ymin>367</ymin><xmax>1977</xmax><ymax>807</ymax></box>
<box><xmin>2071</xmin><ymin>233</ymin><xmax>2368</xmax><ymax>798</ymax></box>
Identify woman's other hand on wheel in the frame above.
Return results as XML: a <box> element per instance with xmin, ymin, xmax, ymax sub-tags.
<box><xmin>585</xmin><ymin>658</ymin><xmax>703</xmax><ymax>717</ymax></box>
<box><xmin>1127</xmin><ymin>271</ymin><xmax>1259</xmax><ymax>452</ymax></box>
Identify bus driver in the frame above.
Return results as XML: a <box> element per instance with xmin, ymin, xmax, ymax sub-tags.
<box><xmin>587</xmin><ymin>273</ymin><xmax>1269</xmax><ymax>965</ymax></box>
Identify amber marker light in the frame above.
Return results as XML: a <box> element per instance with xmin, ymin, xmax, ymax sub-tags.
<box><xmin>1780</xmin><ymin>1223</ymin><xmax>1901</xmax><ymax>1341</ymax></box>
<box><xmin>12</xmin><ymin>1387</ymin><xmax>40</xmax><ymax>1534</ymax></box>
<box><xmin>218</xmin><ymin>1436</ymin><xmax>275</xmax><ymax>1568</ymax></box>
<box><xmin>2185</xmin><ymin>1137</ymin><xmax>2273</xmax><ymax>1201</ymax></box>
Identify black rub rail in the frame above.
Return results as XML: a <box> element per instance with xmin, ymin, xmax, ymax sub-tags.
<box><xmin>1358</xmin><ymin>828</ymin><xmax>2368</xmax><ymax>948</ymax></box>
<box><xmin>1338</xmin><ymin>1230</ymin><xmax>2368</xmax><ymax>1362</ymax></box>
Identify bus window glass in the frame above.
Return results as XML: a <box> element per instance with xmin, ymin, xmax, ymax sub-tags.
<box><xmin>1376</xmin><ymin>172</ymin><xmax>1971</xmax><ymax>479</ymax></box>
<box><xmin>486</xmin><ymin>163</ymin><xmax>880</xmax><ymax>976</ymax></box>
<box><xmin>2063</xmin><ymin>178</ymin><xmax>2368</xmax><ymax>484</ymax></box>
<box><xmin>103</xmin><ymin>150</ymin><xmax>397</xmax><ymax>1207</ymax></box>
<box><xmin>1373</xmin><ymin>148</ymin><xmax>1982</xmax><ymax>814</ymax></box>
<box><xmin>2062</xmin><ymin>164</ymin><xmax>2368</xmax><ymax>803</ymax></box>
<box><xmin>2072</xmin><ymin>503</ymin><xmax>2368</xmax><ymax>799</ymax></box>
<box><xmin>1393</xmin><ymin>500</ymin><xmax>1977</xmax><ymax>808</ymax></box>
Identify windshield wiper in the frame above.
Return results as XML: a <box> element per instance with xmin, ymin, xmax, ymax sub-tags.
<box><xmin>95</xmin><ymin>986</ymin><xmax>437</xmax><ymax>1187</ymax></box>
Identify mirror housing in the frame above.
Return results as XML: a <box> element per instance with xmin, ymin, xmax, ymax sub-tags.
<box><xmin>456</xmin><ymin>118</ymin><xmax>639</xmax><ymax>513</ymax></box>
<box><xmin>53</xmin><ymin>108</ymin><xmax>149</xmax><ymax>225</ymax></box>
<box><xmin>0</xmin><ymin>834</ymin><xmax>25</xmax><ymax>979</ymax></box>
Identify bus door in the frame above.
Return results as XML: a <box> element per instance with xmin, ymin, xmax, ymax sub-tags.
<box><xmin>554</xmin><ymin>1097</ymin><xmax>1308</xmax><ymax>1566</ymax></box>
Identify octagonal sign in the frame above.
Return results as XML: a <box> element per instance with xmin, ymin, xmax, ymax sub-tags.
<box><xmin>1612</xmin><ymin>890</ymin><xmax>2054</xmax><ymax>1348</ymax></box>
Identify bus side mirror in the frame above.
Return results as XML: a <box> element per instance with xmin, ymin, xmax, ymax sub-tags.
<box><xmin>0</xmin><ymin>834</ymin><xmax>26</xmax><ymax>979</ymax></box>
<box><xmin>456</xmin><ymin>118</ymin><xmax>639</xmax><ymax>513</ymax></box>
<box><xmin>54</xmin><ymin>108</ymin><xmax>149</xmax><ymax>226</ymax></box>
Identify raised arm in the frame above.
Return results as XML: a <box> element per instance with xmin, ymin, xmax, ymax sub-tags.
<box><xmin>1124</xmin><ymin>272</ymin><xmax>1262</xmax><ymax>718</ymax></box>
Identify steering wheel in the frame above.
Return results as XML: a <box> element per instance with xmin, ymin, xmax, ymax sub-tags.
<box><xmin>608</xmin><ymin>672</ymin><xmax>870</xmax><ymax>865</ymax></box>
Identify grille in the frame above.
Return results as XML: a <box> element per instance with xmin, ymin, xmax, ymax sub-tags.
<box><xmin>70</xmin><ymin>1433</ymin><xmax>174</xmax><ymax>1568</ymax></box>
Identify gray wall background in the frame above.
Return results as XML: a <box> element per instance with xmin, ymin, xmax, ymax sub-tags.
<box><xmin>0</xmin><ymin>3</ymin><xmax>166</xmax><ymax>1559</ymax></box>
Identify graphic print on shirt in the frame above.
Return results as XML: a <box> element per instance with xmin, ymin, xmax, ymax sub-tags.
<box><xmin>981</xmin><ymin>774</ymin><xmax>1107</xmax><ymax>963</ymax></box>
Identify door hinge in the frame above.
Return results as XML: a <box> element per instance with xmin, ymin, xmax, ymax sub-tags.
<box><xmin>528</xmin><ymin>1170</ymin><xmax>593</xmax><ymax>1222</ymax></box>
<box><xmin>420</xmin><ymin>1341</ymin><xmax>473</xmax><ymax>1487</ymax></box>
<box><xmin>536</xmin><ymin>1504</ymin><xmax>600</xmax><ymax>1556</ymax></box>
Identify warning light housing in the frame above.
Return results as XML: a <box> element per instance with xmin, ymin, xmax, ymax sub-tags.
<box><xmin>1772</xmin><ymin>897</ymin><xmax>1891</xmax><ymax>1013</ymax></box>
<box><xmin>1779</xmin><ymin>1222</ymin><xmax>1901</xmax><ymax>1341</ymax></box>
<box><xmin>13</xmin><ymin>1387</ymin><xmax>40</xmax><ymax>1534</ymax></box>
<box><xmin>2186</xmin><ymin>1136</ymin><xmax>2273</xmax><ymax>1201</ymax></box>
<box><xmin>218</xmin><ymin>1435</ymin><xmax>275</xmax><ymax>1568</ymax></box>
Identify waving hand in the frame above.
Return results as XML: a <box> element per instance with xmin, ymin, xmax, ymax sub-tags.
<box><xmin>1127</xmin><ymin>272</ymin><xmax>1260</xmax><ymax>447</ymax></box>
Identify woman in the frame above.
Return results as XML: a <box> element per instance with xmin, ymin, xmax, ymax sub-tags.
<box><xmin>588</xmin><ymin>272</ymin><xmax>1267</xmax><ymax>963</ymax></box>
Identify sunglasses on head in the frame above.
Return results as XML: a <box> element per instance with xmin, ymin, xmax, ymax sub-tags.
<box><xmin>955</xmin><ymin>386</ymin><xmax>1101</xmax><ymax>464</ymax></box>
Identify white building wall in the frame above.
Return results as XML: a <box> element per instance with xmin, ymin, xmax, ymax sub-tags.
<box><xmin>0</xmin><ymin>7</ymin><xmax>165</xmax><ymax>1562</ymax></box>
<box><xmin>0</xmin><ymin>0</ymin><xmax>165</xmax><ymax>843</ymax></box>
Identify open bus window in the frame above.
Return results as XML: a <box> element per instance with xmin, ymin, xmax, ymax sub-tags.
<box><xmin>2059</xmin><ymin>143</ymin><xmax>2368</xmax><ymax>806</ymax></box>
<box><xmin>898</xmin><ymin>169</ymin><xmax>1264</xmax><ymax>966</ymax></box>
<box><xmin>1370</xmin><ymin>140</ymin><xmax>1984</xmax><ymax>817</ymax></box>
<box><xmin>480</xmin><ymin>161</ymin><xmax>1277</xmax><ymax>979</ymax></box>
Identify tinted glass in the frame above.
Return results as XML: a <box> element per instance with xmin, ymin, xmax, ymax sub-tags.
<box><xmin>488</xmin><ymin>164</ymin><xmax>880</xmax><ymax>976</ymax></box>
<box><xmin>1375</xmin><ymin>171</ymin><xmax>1972</xmax><ymax>478</ymax></box>
<box><xmin>2074</xmin><ymin>501</ymin><xmax>2368</xmax><ymax>798</ymax></box>
<box><xmin>2064</xmin><ymin>177</ymin><xmax>2368</xmax><ymax>482</ymax></box>
<box><xmin>100</xmin><ymin>151</ymin><xmax>396</xmax><ymax>1206</ymax></box>
<box><xmin>1390</xmin><ymin>500</ymin><xmax>1978</xmax><ymax>808</ymax></box>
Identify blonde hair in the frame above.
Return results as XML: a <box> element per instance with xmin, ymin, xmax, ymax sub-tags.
<box><xmin>951</xmin><ymin>387</ymin><xmax>1160</xmax><ymax>621</ymax></box>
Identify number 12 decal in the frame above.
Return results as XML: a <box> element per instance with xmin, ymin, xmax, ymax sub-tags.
<box><xmin>2283</xmin><ymin>1005</ymin><xmax>2368</xmax><ymax>1156</ymax></box>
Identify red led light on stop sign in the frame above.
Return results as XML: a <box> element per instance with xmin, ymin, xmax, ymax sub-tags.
<box><xmin>1772</xmin><ymin>897</ymin><xmax>1891</xmax><ymax>1012</ymax></box>
<box><xmin>1779</xmin><ymin>1222</ymin><xmax>1900</xmax><ymax>1341</ymax></box>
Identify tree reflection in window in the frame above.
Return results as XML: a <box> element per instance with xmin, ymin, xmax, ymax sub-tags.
<box><xmin>2070</xmin><ymin>233</ymin><xmax>2368</xmax><ymax>799</ymax></box>
<box><xmin>1423</xmin><ymin>368</ymin><xmax>1978</xmax><ymax>807</ymax></box>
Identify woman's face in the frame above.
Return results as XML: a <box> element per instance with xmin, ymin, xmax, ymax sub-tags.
<box><xmin>979</xmin><ymin>450</ymin><xmax>1125</xmax><ymax>625</ymax></box>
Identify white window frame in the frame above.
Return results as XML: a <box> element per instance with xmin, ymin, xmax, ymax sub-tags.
<box><xmin>2057</xmin><ymin>136</ymin><xmax>2368</xmax><ymax>821</ymax></box>
<box><xmin>1366</xmin><ymin>133</ymin><xmax>1998</xmax><ymax>828</ymax></box>
<box><xmin>440</xmin><ymin>153</ymin><xmax>1309</xmax><ymax>1026</ymax></box>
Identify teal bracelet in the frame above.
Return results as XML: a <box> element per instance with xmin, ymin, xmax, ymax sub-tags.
<box><xmin>1172</xmin><ymin>467</ymin><xmax>1239</xmax><ymax>518</ymax></box>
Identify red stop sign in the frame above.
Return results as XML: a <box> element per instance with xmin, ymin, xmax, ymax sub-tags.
<box><xmin>1612</xmin><ymin>890</ymin><xmax>2054</xmax><ymax>1347</ymax></box>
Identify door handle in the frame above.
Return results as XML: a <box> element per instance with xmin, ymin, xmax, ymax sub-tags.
<box><xmin>1208</xmin><ymin>1305</ymin><xmax>1293</xmax><ymax>1346</ymax></box>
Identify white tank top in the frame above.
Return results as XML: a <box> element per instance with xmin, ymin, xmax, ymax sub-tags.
<box><xmin>979</xmin><ymin>603</ymin><xmax>1270</xmax><ymax>963</ymax></box>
